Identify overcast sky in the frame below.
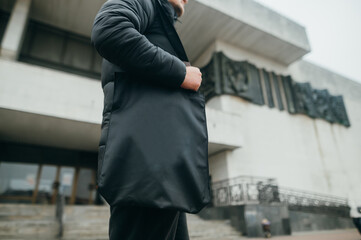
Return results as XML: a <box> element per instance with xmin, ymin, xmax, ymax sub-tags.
<box><xmin>255</xmin><ymin>0</ymin><xmax>361</xmax><ymax>84</ymax></box>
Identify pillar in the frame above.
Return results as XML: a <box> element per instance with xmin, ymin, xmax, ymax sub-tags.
<box><xmin>0</xmin><ymin>0</ymin><xmax>32</xmax><ymax>60</ymax></box>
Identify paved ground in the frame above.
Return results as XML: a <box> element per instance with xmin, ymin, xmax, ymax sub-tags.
<box><xmin>251</xmin><ymin>229</ymin><xmax>360</xmax><ymax>240</ymax></box>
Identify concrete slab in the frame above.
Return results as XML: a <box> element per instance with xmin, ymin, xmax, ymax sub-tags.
<box><xmin>251</xmin><ymin>229</ymin><xmax>359</xmax><ymax>240</ymax></box>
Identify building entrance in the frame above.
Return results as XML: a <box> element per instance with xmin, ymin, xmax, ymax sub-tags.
<box><xmin>0</xmin><ymin>162</ymin><xmax>97</xmax><ymax>205</ymax></box>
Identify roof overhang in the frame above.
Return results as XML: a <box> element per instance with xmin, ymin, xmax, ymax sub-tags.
<box><xmin>1</xmin><ymin>0</ymin><xmax>311</xmax><ymax>65</ymax></box>
<box><xmin>0</xmin><ymin>0</ymin><xmax>105</xmax><ymax>38</ymax></box>
<box><xmin>177</xmin><ymin>0</ymin><xmax>311</xmax><ymax>65</ymax></box>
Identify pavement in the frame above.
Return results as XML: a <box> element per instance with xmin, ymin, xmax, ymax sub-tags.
<box><xmin>251</xmin><ymin>229</ymin><xmax>360</xmax><ymax>240</ymax></box>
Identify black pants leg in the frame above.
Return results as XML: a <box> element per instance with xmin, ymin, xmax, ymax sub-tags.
<box><xmin>353</xmin><ymin>218</ymin><xmax>361</xmax><ymax>235</ymax></box>
<box><xmin>174</xmin><ymin>212</ymin><xmax>189</xmax><ymax>240</ymax></box>
<box><xmin>109</xmin><ymin>205</ymin><xmax>190</xmax><ymax>240</ymax></box>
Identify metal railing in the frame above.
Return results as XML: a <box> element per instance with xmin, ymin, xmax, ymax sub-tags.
<box><xmin>278</xmin><ymin>187</ymin><xmax>347</xmax><ymax>208</ymax></box>
<box><xmin>211</xmin><ymin>175</ymin><xmax>348</xmax><ymax>214</ymax></box>
<box><xmin>278</xmin><ymin>187</ymin><xmax>349</xmax><ymax>216</ymax></box>
<box><xmin>212</xmin><ymin>175</ymin><xmax>280</xmax><ymax>206</ymax></box>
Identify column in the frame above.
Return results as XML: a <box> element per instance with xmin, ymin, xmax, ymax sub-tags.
<box><xmin>0</xmin><ymin>0</ymin><xmax>32</xmax><ymax>60</ymax></box>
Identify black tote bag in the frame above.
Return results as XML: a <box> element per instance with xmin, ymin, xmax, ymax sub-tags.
<box><xmin>97</xmin><ymin>69</ymin><xmax>211</xmax><ymax>214</ymax></box>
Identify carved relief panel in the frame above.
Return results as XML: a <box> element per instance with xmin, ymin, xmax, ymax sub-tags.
<box><xmin>200</xmin><ymin>51</ymin><xmax>350</xmax><ymax>127</ymax></box>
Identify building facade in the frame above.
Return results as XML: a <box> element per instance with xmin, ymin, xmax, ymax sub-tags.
<box><xmin>0</xmin><ymin>0</ymin><xmax>360</xmax><ymax>223</ymax></box>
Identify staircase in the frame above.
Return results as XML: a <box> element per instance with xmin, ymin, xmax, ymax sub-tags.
<box><xmin>61</xmin><ymin>205</ymin><xmax>109</xmax><ymax>240</ymax></box>
<box><xmin>0</xmin><ymin>204</ymin><xmax>58</xmax><ymax>239</ymax></box>
<box><xmin>187</xmin><ymin>214</ymin><xmax>243</xmax><ymax>240</ymax></box>
<box><xmin>0</xmin><ymin>204</ymin><xmax>245</xmax><ymax>240</ymax></box>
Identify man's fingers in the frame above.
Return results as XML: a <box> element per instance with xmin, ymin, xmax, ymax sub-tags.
<box><xmin>181</xmin><ymin>66</ymin><xmax>203</xmax><ymax>91</ymax></box>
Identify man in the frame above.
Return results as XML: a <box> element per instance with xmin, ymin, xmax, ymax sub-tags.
<box><xmin>91</xmin><ymin>0</ymin><xmax>211</xmax><ymax>239</ymax></box>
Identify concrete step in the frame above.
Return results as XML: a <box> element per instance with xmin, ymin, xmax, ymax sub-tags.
<box><xmin>187</xmin><ymin>214</ymin><xmax>244</xmax><ymax>240</ymax></box>
<box><xmin>61</xmin><ymin>205</ymin><xmax>110</xmax><ymax>240</ymax></box>
<box><xmin>0</xmin><ymin>204</ymin><xmax>58</xmax><ymax>240</ymax></box>
<box><xmin>61</xmin><ymin>205</ymin><xmax>244</xmax><ymax>240</ymax></box>
<box><xmin>0</xmin><ymin>204</ymin><xmax>245</xmax><ymax>240</ymax></box>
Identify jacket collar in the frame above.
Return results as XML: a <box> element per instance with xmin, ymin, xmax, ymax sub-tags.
<box><xmin>159</xmin><ymin>0</ymin><xmax>178</xmax><ymax>23</ymax></box>
<box><xmin>156</xmin><ymin>0</ymin><xmax>190</xmax><ymax>64</ymax></box>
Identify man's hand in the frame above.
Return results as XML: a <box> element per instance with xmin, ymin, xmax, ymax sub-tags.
<box><xmin>180</xmin><ymin>66</ymin><xmax>202</xmax><ymax>91</ymax></box>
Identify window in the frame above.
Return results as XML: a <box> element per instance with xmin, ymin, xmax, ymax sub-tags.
<box><xmin>20</xmin><ymin>20</ymin><xmax>102</xmax><ymax>79</ymax></box>
<box><xmin>0</xmin><ymin>162</ymin><xmax>39</xmax><ymax>203</ymax></box>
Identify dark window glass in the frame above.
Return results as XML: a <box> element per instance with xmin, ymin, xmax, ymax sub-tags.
<box><xmin>28</xmin><ymin>24</ymin><xmax>65</xmax><ymax>63</ymax></box>
<box><xmin>63</xmin><ymin>35</ymin><xmax>93</xmax><ymax>71</ymax></box>
<box><xmin>36</xmin><ymin>165</ymin><xmax>57</xmax><ymax>204</ymax></box>
<box><xmin>76</xmin><ymin>168</ymin><xmax>96</xmax><ymax>204</ymax></box>
<box><xmin>20</xmin><ymin>20</ymin><xmax>101</xmax><ymax>80</ymax></box>
<box><xmin>0</xmin><ymin>162</ymin><xmax>38</xmax><ymax>203</ymax></box>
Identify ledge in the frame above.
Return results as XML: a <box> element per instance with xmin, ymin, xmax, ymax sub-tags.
<box><xmin>0</xmin><ymin>58</ymin><xmax>103</xmax><ymax>124</ymax></box>
<box><xmin>177</xmin><ymin>0</ymin><xmax>311</xmax><ymax>65</ymax></box>
<box><xmin>0</xmin><ymin>59</ymin><xmax>244</xmax><ymax>152</ymax></box>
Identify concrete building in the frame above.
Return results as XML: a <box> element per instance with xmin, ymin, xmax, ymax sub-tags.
<box><xmin>0</xmin><ymin>0</ymin><xmax>360</xmax><ymax>236</ymax></box>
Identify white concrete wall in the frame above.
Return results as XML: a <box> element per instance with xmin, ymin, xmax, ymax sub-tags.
<box><xmin>0</xmin><ymin>59</ymin><xmax>104</xmax><ymax>150</ymax></box>
<box><xmin>198</xmin><ymin>40</ymin><xmax>361</xmax><ymax>200</ymax></box>
<box><xmin>209</xmin><ymin>150</ymin><xmax>230</xmax><ymax>182</ymax></box>
<box><xmin>0</xmin><ymin>58</ymin><xmax>242</xmax><ymax>153</ymax></box>
<box><xmin>289</xmin><ymin>60</ymin><xmax>361</xmax><ymax>200</ymax></box>
<box><xmin>0</xmin><ymin>58</ymin><xmax>103</xmax><ymax>123</ymax></box>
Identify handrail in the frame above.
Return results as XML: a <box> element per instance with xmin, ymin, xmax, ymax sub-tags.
<box><xmin>212</xmin><ymin>175</ymin><xmax>277</xmax><ymax>187</ymax></box>
<box><xmin>278</xmin><ymin>187</ymin><xmax>347</xmax><ymax>207</ymax></box>
<box><xmin>211</xmin><ymin>175</ymin><xmax>348</xmax><ymax>209</ymax></box>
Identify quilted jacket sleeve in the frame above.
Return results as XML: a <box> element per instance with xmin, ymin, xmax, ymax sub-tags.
<box><xmin>91</xmin><ymin>0</ymin><xmax>186</xmax><ymax>88</ymax></box>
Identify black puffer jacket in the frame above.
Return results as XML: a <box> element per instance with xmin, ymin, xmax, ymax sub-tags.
<box><xmin>91</xmin><ymin>0</ymin><xmax>211</xmax><ymax>213</ymax></box>
<box><xmin>91</xmin><ymin>0</ymin><xmax>186</xmax><ymax>88</ymax></box>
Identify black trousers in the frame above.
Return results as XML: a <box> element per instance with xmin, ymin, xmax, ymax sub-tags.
<box><xmin>353</xmin><ymin>218</ymin><xmax>361</xmax><ymax>235</ymax></box>
<box><xmin>109</xmin><ymin>205</ymin><xmax>190</xmax><ymax>240</ymax></box>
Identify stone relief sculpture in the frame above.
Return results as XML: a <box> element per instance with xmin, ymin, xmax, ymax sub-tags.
<box><xmin>200</xmin><ymin>51</ymin><xmax>351</xmax><ymax>127</ymax></box>
<box><xmin>293</xmin><ymin>82</ymin><xmax>318</xmax><ymax>118</ymax></box>
<box><xmin>312</xmin><ymin>89</ymin><xmax>334</xmax><ymax>122</ymax></box>
<box><xmin>330</xmin><ymin>96</ymin><xmax>350</xmax><ymax>127</ymax></box>
<box><xmin>222</xmin><ymin>57</ymin><xmax>249</xmax><ymax>94</ymax></box>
